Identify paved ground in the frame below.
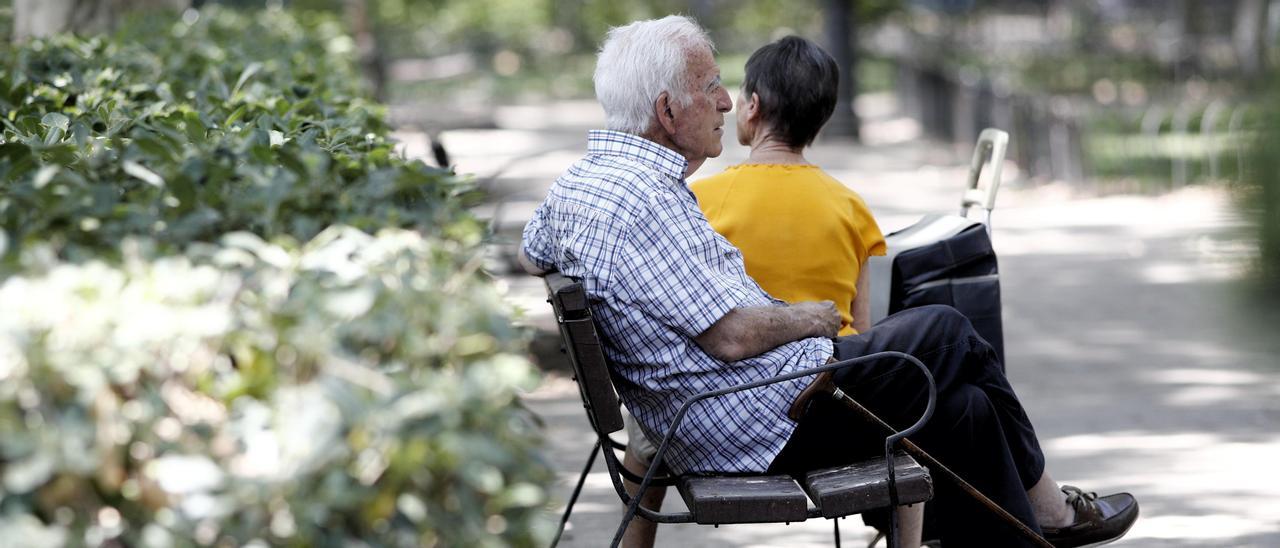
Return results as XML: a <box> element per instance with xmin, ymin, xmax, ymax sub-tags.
<box><xmin>396</xmin><ymin>95</ymin><xmax>1280</xmax><ymax>547</ymax></box>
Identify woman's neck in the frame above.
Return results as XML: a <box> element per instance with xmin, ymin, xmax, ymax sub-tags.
<box><xmin>746</xmin><ymin>135</ymin><xmax>808</xmax><ymax>165</ymax></box>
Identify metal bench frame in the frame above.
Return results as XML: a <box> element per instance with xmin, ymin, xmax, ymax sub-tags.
<box><xmin>544</xmin><ymin>272</ymin><xmax>939</xmax><ymax>547</ymax></box>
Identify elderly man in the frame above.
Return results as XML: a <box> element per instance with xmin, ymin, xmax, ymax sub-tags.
<box><xmin>520</xmin><ymin>16</ymin><xmax>1137</xmax><ymax>548</ymax></box>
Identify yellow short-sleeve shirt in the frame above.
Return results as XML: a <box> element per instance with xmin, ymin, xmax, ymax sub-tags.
<box><xmin>690</xmin><ymin>164</ymin><xmax>886</xmax><ymax>336</ymax></box>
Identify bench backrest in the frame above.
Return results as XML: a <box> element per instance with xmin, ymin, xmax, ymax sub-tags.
<box><xmin>544</xmin><ymin>272</ymin><xmax>625</xmax><ymax>434</ymax></box>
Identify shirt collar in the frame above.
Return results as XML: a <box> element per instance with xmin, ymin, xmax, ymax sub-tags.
<box><xmin>587</xmin><ymin>130</ymin><xmax>690</xmax><ymax>182</ymax></box>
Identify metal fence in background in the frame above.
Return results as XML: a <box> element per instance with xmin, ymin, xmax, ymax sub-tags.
<box><xmin>892</xmin><ymin>61</ymin><xmax>1256</xmax><ymax>189</ymax></box>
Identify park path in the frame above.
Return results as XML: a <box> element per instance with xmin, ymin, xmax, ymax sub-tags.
<box><xmin>394</xmin><ymin>95</ymin><xmax>1280</xmax><ymax>547</ymax></box>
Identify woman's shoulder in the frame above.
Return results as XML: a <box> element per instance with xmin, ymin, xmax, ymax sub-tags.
<box><xmin>693</xmin><ymin>163</ymin><xmax>865</xmax><ymax>201</ymax></box>
<box><xmin>689</xmin><ymin>167</ymin><xmax>736</xmax><ymax>189</ymax></box>
<box><xmin>809</xmin><ymin>168</ymin><xmax>865</xmax><ymax>197</ymax></box>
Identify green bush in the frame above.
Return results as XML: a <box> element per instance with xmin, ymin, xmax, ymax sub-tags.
<box><xmin>1</xmin><ymin>229</ymin><xmax>552</xmax><ymax>546</ymax></box>
<box><xmin>0</xmin><ymin>7</ymin><xmax>552</xmax><ymax>546</ymax></box>
<box><xmin>0</xmin><ymin>8</ymin><xmax>479</xmax><ymax>266</ymax></box>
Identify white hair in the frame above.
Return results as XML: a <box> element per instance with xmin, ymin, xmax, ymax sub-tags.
<box><xmin>593</xmin><ymin>15</ymin><xmax>714</xmax><ymax>135</ymax></box>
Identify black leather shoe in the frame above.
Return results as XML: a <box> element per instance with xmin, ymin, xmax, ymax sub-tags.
<box><xmin>1043</xmin><ymin>486</ymin><xmax>1139</xmax><ymax>548</ymax></box>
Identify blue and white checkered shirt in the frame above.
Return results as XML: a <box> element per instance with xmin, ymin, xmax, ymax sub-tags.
<box><xmin>523</xmin><ymin>130</ymin><xmax>834</xmax><ymax>474</ymax></box>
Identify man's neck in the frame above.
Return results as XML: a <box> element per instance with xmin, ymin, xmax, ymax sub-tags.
<box><xmin>639</xmin><ymin>129</ymin><xmax>700</xmax><ymax>179</ymax></box>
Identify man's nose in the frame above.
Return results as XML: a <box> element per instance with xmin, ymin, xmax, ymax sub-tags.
<box><xmin>716</xmin><ymin>88</ymin><xmax>732</xmax><ymax>112</ymax></box>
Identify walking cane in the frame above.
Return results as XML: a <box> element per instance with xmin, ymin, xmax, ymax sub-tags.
<box><xmin>809</xmin><ymin>372</ymin><xmax>1055</xmax><ymax>548</ymax></box>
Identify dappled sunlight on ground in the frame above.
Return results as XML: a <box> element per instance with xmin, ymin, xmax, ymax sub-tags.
<box><xmin>1128</xmin><ymin>514</ymin><xmax>1277</xmax><ymax>544</ymax></box>
<box><xmin>1044</xmin><ymin>430</ymin><xmax>1280</xmax><ymax>546</ymax></box>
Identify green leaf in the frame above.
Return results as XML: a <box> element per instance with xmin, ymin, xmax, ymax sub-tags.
<box><xmin>123</xmin><ymin>160</ymin><xmax>164</xmax><ymax>188</ymax></box>
<box><xmin>232</xmin><ymin>62</ymin><xmax>263</xmax><ymax>96</ymax></box>
<box><xmin>223</xmin><ymin>104</ymin><xmax>247</xmax><ymax>128</ymax></box>
<box><xmin>132</xmin><ymin>134</ymin><xmax>176</xmax><ymax>162</ymax></box>
<box><xmin>32</xmin><ymin>165</ymin><xmax>59</xmax><ymax>189</ymax></box>
<box><xmin>70</xmin><ymin>123</ymin><xmax>91</xmax><ymax>147</ymax></box>
<box><xmin>41</xmin><ymin>112</ymin><xmax>70</xmax><ymax>146</ymax></box>
<box><xmin>0</xmin><ymin>146</ymin><xmax>37</xmax><ymax>182</ymax></box>
<box><xmin>40</xmin><ymin>112</ymin><xmax>70</xmax><ymax>133</ymax></box>
<box><xmin>0</xmin><ymin>142</ymin><xmax>31</xmax><ymax>163</ymax></box>
<box><xmin>182</xmin><ymin>110</ymin><xmax>206</xmax><ymax>144</ymax></box>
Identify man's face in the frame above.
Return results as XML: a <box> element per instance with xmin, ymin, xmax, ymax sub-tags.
<box><xmin>669</xmin><ymin>46</ymin><xmax>732</xmax><ymax>167</ymax></box>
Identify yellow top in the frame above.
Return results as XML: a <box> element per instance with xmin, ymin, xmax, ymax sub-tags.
<box><xmin>691</xmin><ymin>164</ymin><xmax>886</xmax><ymax>336</ymax></box>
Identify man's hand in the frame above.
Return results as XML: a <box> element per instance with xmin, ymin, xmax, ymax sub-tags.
<box><xmin>694</xmin><ymin>300</ymin><xmax>840</xmax><ymax>363</ymax></box>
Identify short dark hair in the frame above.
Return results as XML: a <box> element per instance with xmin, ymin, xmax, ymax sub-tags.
<box><xmin>742</xmin><ymin>36</ymin><xmax>840</xmax><ymax>149</ymax></box>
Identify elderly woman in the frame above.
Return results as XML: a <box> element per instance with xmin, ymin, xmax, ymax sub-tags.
<box><xmin>692</xmin><ymin>36</ymin><xmax>883</xmax><ymax>338</ymax></box>
<box><xmin>689</xmin><ymin>34</ymin><xmax>916</xmax><ymax>546</ymax></box>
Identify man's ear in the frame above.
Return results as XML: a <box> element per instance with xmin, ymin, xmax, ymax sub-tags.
<box><xmin>655</xmin><ymin>91</ymin><xmax>678</xmax><ymax>135</ymax></box>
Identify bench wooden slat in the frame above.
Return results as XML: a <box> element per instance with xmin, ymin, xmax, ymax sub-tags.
<box><xmin>802</xmin><ymin>453</ymin><xmax>933</xmax><ymax>518</ymax></box>
<box><xmin>678</xmin><ymin>475</ymin><xmax>810</xmax><ymax>525</ymax></box>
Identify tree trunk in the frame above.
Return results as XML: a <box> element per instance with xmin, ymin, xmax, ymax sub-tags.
<box><xmin>1235</xmin><ymin>0</ymin><xmax>1270</xmax><ymax>79</ymax></box>
<box><xmin>690</xmin><ymin>0</ymin><xmax>717</xmax><ymax>32</ymax></box>
<box><xmin>824</xmin><ymin>0</ymin><xmax>861</xmax><ymax>141</ymax></box>
<box><xmin>345</xmin><ymin>0</ymin><xmax>387</xmax><ymax>102</ymax></box>
<box><xmin>552</xmin><ymin>0</ymin><xmax>588</xmax><ymax>52</ymax></box>
<box><xmin>14</xmin><ymin>0</ymin><xmax>189</xmax><ymax>42</ymax></box>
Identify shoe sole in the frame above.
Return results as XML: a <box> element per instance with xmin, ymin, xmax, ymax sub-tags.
<box><xmin>1061</xmin><ymin>505</ymin><xmax>1139</xmax><ymax>548</ymax></box>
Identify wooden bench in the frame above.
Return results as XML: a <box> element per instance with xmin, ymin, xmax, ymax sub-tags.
<box><xmin>544</xmin><ymin>272</ymin><xmax>937</xmax><ymax>547</ymax></box>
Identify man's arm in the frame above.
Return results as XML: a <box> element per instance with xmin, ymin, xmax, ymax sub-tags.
<box><xmin>851</xmin><ymin>263</ymin><xmax>871</xmax><ymax>334</ymax></box>
<box><xmin>517</xmin><ymin>246</ymin><xmax>550</xmax><ymax>276</ymax></box>
<box><xmin>694</xmin><ymin>300</ymin><xmax>841</xmax><ymax>363</ymax></box>
<box><xmin>519</xmin><ymin>201</ymin><xmax>554</xmax><ymax>276</ymax></box>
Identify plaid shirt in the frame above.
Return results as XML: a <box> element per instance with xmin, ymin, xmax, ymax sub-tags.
<box><xmin>523</xmin><ymin>130</ymin><xmax>833</xmax><ymax>473</ymax></box>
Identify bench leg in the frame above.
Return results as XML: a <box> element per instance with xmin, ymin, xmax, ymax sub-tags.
<box><xmin>834</xmin><ymin>518</ymin><xmax>841</xmax><ymax>547</ymax></box>
<box><xmin>551</xmin><ymin>441</ymin><xmax>600</xmax><ymax>548</ymax></box>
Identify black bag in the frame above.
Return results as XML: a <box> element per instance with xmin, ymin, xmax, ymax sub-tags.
<box><xmin>867</xmin><ymin>213</ymin><xmax>1006</xmax><ymax>371</ymax></box>
<box><xmin>889</xmin><ymin>222</ymin><xmax>1005</xmax><ymax>369</ymax></box>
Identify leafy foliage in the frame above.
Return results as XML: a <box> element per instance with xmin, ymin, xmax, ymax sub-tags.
<box><xmin>0</xmin><ymin>229</ymin><xmax>552</xmax><ymax>546</ymax></box>
<box><xmin>283</xmin><ymin>0</ymin><xmax>903</xmax><ymax>102</ymax></box>
<box><xmin>0</xmin><ymin>8</ymin><xmax>479</xmax><ymax>266</ymax></box>
<box><xmin>0</xmin><ymin>7</ymin><xmax>551</xmax><ymax>547</ymax></box>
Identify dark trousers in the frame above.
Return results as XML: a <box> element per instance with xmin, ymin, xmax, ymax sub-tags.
<box><xmin>768</xmin><ymin>305</ymin><xmax>1046</xmax><ymax>547</ymax></box>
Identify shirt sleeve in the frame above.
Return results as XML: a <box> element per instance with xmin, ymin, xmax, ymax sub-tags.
<box><xmin>611</xmin><ymin>192</ymin><xmax>757</xmax><ymax>338</ymax></box>
<box><xmin>852</xmin><ymin>195</ymin><xmax>887</xmax><ymax>258</ymax></box>
<box><xmin>521</xmin><ymin>201</ymin><xmax>557</xmax><ymax>271</ymax></box>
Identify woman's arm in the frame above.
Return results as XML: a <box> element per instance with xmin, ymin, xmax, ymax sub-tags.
<box><xmin>851</xmin><ymin>262</ymin><xmax>871</xmax><ymax>333</ymax></box>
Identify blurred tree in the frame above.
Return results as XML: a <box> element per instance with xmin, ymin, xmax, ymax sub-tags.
<box><xmin>273</xmin><ymin>0</ymin><xmax>902</xmax><ymax>107</ymax></box>
<box><xmin>1234</xmin><ymin>0</ymin><xmax>1271</xmax><ymax>79</ymax></box>
<box><xmin>822</xmin><ymin>0</ymin><xmax>899</xmax><ymax>140</ymax></box>
<box><xmin>12</xmin><ymin>0</ymin><xmax>189</xmax><ymax>41</ymax></box>
<box><xmin>824</xmin><ymin>0</ymin><xmax>859</xmax><ymax>139</ymax></box>
<box><xmin>345</xmin><ymin>0</ymin><xmax>388</xmax><ymax>101</ymax></box>
<box><xmin>1247</xmin><ymin>72</ymin><xmax>1280</xmax><ymax>292</ymax></box>
<box><xmin>553</xmin><ymin>0</ymin><xmax>590</xmax><ymax>52</ymax></box>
